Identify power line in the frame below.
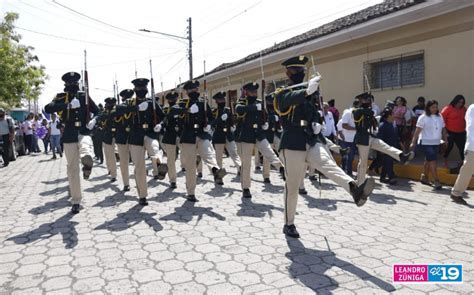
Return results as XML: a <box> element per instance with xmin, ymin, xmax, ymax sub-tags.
<box><xmin>198</xmin><ymin>0</ymin><xmax>262</xmax><ymax>38</ymax></box>
<box><xmin>15</xmin><ymin>26</ymin><xmax>162</xmax><ymax>50</ymax></box>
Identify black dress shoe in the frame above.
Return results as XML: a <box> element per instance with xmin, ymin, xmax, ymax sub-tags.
<box><xmin>450</xmin><ymin>195</ymin><xmax>468</xmax><ymax>205</ymax></box>
<box><xmin>170</xmin><ymin>182</ymin><xmax>177</xmax><ymax>189</ymax></box>
<box><xmin>71</xmin><ymin>204</ymin><xmax>80</xmax><ymax>214</ymax></box>
<box><xmin>255</xmin><ymin>166</ymin><xmax>261</xmax><ymax>171</ymax></box>
<box><xmin>263</xmin><ymin>178</ymin><xmax>271</xmax><ymax>184</ymax></box>
<box><xmin>283</xmin><ymin>224</ymin><xmax>300</xmax><ymax>238</ymax></box>
<box><xmin>399</xmin><ymin>151</ymin><xmax>414</xmax><ymax>164</ymax></box>
<box><xmin>110</xmin><ymin>177</ymin><xmax>117</xmax><ymax>183</ymax></box>
<box><xmin>81</xmin><ymin>155</ymin><xmax>93</xmax><ymax>180</ymax></box>
<box><xmin>349</xmin><ymin>180</ymin><xmax>372</xmax><ymax>207</ymax></box>
<box><xmin>153</xmin><ymin>175</ymin><xmax>159</xmax><ymax>180</ymax></box>
<box><xmin>299</xmin><ymin>188</ymin><xmax>308</xmax><ymax>195</ymax></box>
<box><xmin>339</xmin><ymin>147</ymin><xmax>350</xmax><ymax>157</ymax></box>
<box><xmin>187</xmin><ymin>194</ymin><xmax>197</xmax><ymax>202</ymax></box>
<box><xmin>181</xmin><ymin>167</ymin><xmax>186</xmax><ymax>172</ymax></box>
<box><xmin>309</xmin><ymin>175</ymin><xmax>317</xmax><ymax>181</ymax></box>
<box><xmin>139</xmin><ymin>198</ymin><xmax>148</xmax><ymax>206</ymax></box>
<box><xmin>279</xmin><ymin>167</ymin><xmax>286</xmax><ymax>180</ymax></box>
<box><xmin>123</xmin><ymin>185</ymin><xmax>130</xmax><ymax>192</ymax></box>
<box><xmin>157</xmin><ymin>163</ymin><xmax>168</xmax><ymax>180</ymax></box>
<box><xmin>242</xmin><ymin>189</ymin><xmax>252</xmax><ymax>198</ymax></box>
<box><xmin>197</xmin><ymin>172</ymin><xmax>203</xmax><ymax>178</ymax></box>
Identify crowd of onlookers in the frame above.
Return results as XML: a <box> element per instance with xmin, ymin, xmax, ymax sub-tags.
<box><xmin>324</xmin><ymin>94</ymin><xmax>469</xmax><ymax>190</ymax></box>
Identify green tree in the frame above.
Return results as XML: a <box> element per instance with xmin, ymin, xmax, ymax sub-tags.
<box><xmin>0</xmin><ymin>12</ymin><xmax>47</xmax><ymax>109</ymax></box>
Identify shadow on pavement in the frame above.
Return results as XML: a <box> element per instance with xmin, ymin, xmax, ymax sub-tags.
<box><xmin>237</xmin><ymin>197</ymin><xmax>283</xmax><ymax>218</ymax></box>
<box><xmin>285</xmin><ymin>238</ymin><xmax>395</xmax><ymax>292</ymax></box>
<box><xmin>41</xmin><ymin>177</ymin><xmax>68</xmax><ymax>185</ymax></box>
<box><xmin>29</xmin><ymin>195</ymin><xmax>71</xmax><ymax>215</ymax></box>
<box><xmin>369</xmin><ymin>193</ymin><xmax>428</xmax><ymax>206</ymax></box>
<box><xmin>7</xmin><ymin>212</ymin><xmax>78</xmax><ymax>249</ymax></box>
<box><xmin>95</xmin><ymin>204</ymin><xmax>163</xmax><ymax>232</ymax></box>
<box><xmin>39</xmin><ymin>185</ymin><xmax>69</xmax><ymax>197</ymax></box>
<box><xmin>93</xmin><ymin>191</ymin><xmax>141</xmax><ymax>208</ymax></box>
<box><xmin>160</xmin><ymin>200</ymin><xmax>225</xmax><ymax>224</ymax></box>
<box><xmin>301</xmin><ymin>194</ymin><xmax>353</xmax><ymax>212</ymax></box>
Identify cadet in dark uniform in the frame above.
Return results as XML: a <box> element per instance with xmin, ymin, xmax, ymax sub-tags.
<box><xmin>211</xmin><ymin>91</ymin><xmax>241</xmax><ymax>178</ymax></box>
<box><xmin>44</xmin><ymin>72</ymin><xmax>99</xmax><ymax>214</ymax></box>
<box><xmin>275</xmin><ymin>56</ymin><xmax>375</xmax><ymax>238</ymax></box>
<box><xmin>176</xmin><ymin>80</ymin><xmax>227</xmax><ymax>202</ymax></box>
<box><xmin>92</xmin><ymin>107</ymin><xmax>104</xmax><ymax>164</ymax></box>
<box><xmin>353</xmin><ymin>92</ymin><xmax>414</xmax><ymax>185</ymax></box>
<box><xmin>114</xmin><ymin>89</ymin><xmax>134</xmax><ymax>191</ymax></box>
<box><xmin>161</xmin><ymin>91</ymin><xmax>181</xmax><ymax>189</ymax></box>
<box><xmin>97</xmin><ymin>97</ymin><xmax>118</xmax><ymax>182</ymax></box>
<box><xmin>235</xmin><ymin>82</ymin><xmax>283</xmax><ymax>199</ymax></box>
<box><xmin>261</xmin><ymin>96</ymin><xmax>279</xmax><ymax>184</ymax></box>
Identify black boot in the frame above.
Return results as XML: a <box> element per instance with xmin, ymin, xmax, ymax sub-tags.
<box><xmin>157</xmin><ymin>163</ymin><xmax>168</xmax><ymax>180</ymax></box>
<box><xmin>399</xmin><ymin>151</ymin><xmax>414</xmax><ymax>164</ymax></box>
<box><xmin>81</xmin><ymin>155</ymin><xmax>93</xmax><ymax>180</ymax></box>
<box><xmin>139</xmin><ymin>198</ymin><xmax>148</xmax><ymax>206</ymax></box>
<box><xmin>242</xmin><ymin>189</ymin><xmax>252</xmax><ymax>198</ymax></box>
<box><xmin>263</xmin><ymin>178</ymin><xmax>271</xmax><ymax>184</ymax></box>
<box><xmin>71</xmin><ymin>204</ymin><xmax>80</xmax><ymax>214</ymax></box>
<box><xmin>283</xmin><ymin>224</ymin><xmax>300</xmax><ymax>238</ymax></box>
<box><xmin>123</xmin><ymin>185</ymin><xmax>130</xmax><ymax>192</ymax></box>
<box><xmin>299</xmin><ymin>188</ymin><xmax>308</xmax><ymax>195</ymax></box>
<box><xmin>187</xmin><ymin>194</ymin><xmax>197</xmax><ymax>202</ymax></box>
<box><xmin>170</xmin><ymin>182</ymin><xmax>177</xmax><ymax>189</ymax></box>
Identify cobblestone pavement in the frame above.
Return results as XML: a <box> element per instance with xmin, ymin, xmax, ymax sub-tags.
<box><xmin>0</xmin><ymin>153</ymin><xmax>472</xmax><ymax>294</ymax></box>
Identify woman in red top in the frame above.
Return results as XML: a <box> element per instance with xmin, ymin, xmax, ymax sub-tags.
<box><xmin>441</xmin><ymin>95</ymin><xmax>467</xmax><ymax>165</ymax></box>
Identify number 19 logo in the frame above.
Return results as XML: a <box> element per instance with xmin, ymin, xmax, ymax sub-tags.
<box><xmin>428</xmin><ymin>265</ymin><xmax>462</xmax><ymax>283</ymax></box>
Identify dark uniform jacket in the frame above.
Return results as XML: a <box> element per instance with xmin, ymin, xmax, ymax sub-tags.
<box><xmin>162</xmin><ymin>103</ymin><xmax>181</xmax><ymax>145</ymax></box>
<box><xmin>176</xmin><ymin>97</ymin><xmax>214</xmax><ymax>144</ymax></box>
<box><xmin>211</xmin><ymin>105</ymin><xmax>235</xmax><ymax>144</ymax></box>
<box><xmin>353</xmin><ymin>106</ymin><xmax>376</xmax><ymax>146</ymax></box>
<box><xmin>97</xmin><ymin>107</ymin><xmax>117</xmax><ymax>145</ymax></box>
<box><xmin>264</xmin><ymin>108</ymin><xmax>278</xmax><ymax>144</ymax></box>
<box><xmin>274</xmin><ymin>87</ymin><xmax>325</xmax><ymax>151</ymax></box>
<box><xmin>234</xmin><ymin>98</ymin><xmax>266</xmax><ymax>143</ymax></box>
<box><xmin>114</xmin><ymin>98</ymin><xmax>163</xmax><ymax>146</ymax></box>
<box><xmin>44</xmin><ymin>91</ymin><xmax>99</xmax><ymax>143</ymax></box>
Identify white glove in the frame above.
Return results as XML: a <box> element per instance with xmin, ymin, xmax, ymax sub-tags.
<box><xmin>221</xmin><ymin>113</ymin><xmax>228</xmax><ymax>121</ymax></box>
<box><xmin>203</xmin><ymin>124</ymin><xmax>212</xmax><ymax>133</ymax></box>
<box><xmin>262</xmin><ymin>122</ymin><xmax>269</xmax><ymax>130</ymax></box>
<box><xmin>312</xmin><ymin>122</ymin><xmax>322</xmax><ymax>134</ymax></box>
<box><xmin>306</xmin><ymin>73</ymin><xmax>322</xmax><ymax>96</ymax></box>
<box><xmin>274</xmin><ymin>115</ymin><xmax>279</xmax><ymax>122</ymax></box>
<box><xmin>256</xmin><ymin>104</ymin><xmax>262</xmax><ymax>111</ymax></box>
<box><xmin>70</xmin><ymin>98</ymin><xmax>80</xmax><ymax>109</ymax></box>
<box><xmin>188</xmin><ymin>104</ymin><xmax>199</xmax><ymax>114</ymax></box>
<box><xmin>138</xmin><ymin>101</ymin><xmax>148</xmax><ymax>111</ymax></box>
<box><xmin>86</xmin><ymin>118</ymin><xmax>96</xmax><ymax>130</ymax></box>
<box><xmin>153</xmin><ymin>124</ymin><xmax>162</xmax><ymax>133</ymax></box>
<box><xmin>230</xmin><ymin>126</ymin><xmax>236</xmax><ymax>132</ymax></box>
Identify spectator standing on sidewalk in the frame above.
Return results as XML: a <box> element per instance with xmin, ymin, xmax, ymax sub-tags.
<box><xmin>0</xmin><ymin>108</ymin><xmax>15</xmax><ymax>167</ymax></box>
<box><xmin>377</xmin><ymin>108</ymin><xmax>400</xmax><ymax>185</ymax></box>
<box><xmin>410</xmin><ymin>100</ymin><xmax>447</xmax><ymax>190</ymax></box>
<box><xmin>339</xmin><ymin>100</ymin><xmax>358</xmax><ymax>177</ymax></box>
<box><xmin>450</xmin><ymin>103</ymin><xmax>474</xmax><ymax>205</ymax></box>
<box><xmin>22</xmin><ymin>113</ymin><xmax>34</xmax><ymax>154</ymax></box>
<box><xmin>49</xmin><ymin>113</ymin><xmax>63</xmax><ymax>159</ymax></box>
<box><xmin>441</xmin><ymin>95</ymin><xmax>467</xmax><ymax>167</ymax></box>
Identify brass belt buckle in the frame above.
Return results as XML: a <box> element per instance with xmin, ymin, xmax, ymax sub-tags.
<box><xmin>125</xmin><ymin>127</ymin><xmax>131</xmax><ymax>132</ymax></box>
<box><xmin>174</xmin><ymin>127</ymin><xmax>180</xmax><ymax>132</ymax></box>
<box><xmin>253</xmin><ymin>124</ymin><xmax>258</xmax><ymax>129</ymax></box>
<box><xmin>194</xmin><ymin>124</ymin><xmax>200</xmax><ymax>129</ymax></box>
<box><xmin>74</xmin><ymin>121</ymin><xmax>81</xmax><ymax>127</ymax></box>
<box><xmin>142</xmin><ymin>123</ymin><xmax>149</xmax><ymax>129</ymax></box>
<box><xmin>111</xmin><ymin>128</ymin><xmax>116</xmax><ymax>132</ymax></box>
<box><xmin>223</xmin><ymin>128</ymin><xmax>228</xmax><ymax>132</ymax></box>
<box><xmin>300</xmin><ymin>120</ymin><xmax>308</xmax><ymax>127</ymax></box>
<box><xmin>272</xmin><ymin>128</ymin><xmax>275</xmax><ymax>131</ymax></box>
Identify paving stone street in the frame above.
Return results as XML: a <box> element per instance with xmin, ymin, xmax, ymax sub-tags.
<box><xmin>0</xmin><ymin>153</ymin><xmax>472</xmax><ymax>294</ymax></box>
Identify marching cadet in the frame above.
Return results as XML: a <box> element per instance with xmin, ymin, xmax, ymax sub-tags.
<box><xmin>98</xmin><ymin>97</ymin><xmax>118</xmax><ymax>182</ymax></box>
<box><xmin>44</xmin><ymin>72</ymin><xmax>99</xmax><ymax>214</ymax></box>
<box><xmin>143</xmin><ymin>93</ymin><xmax>168</xmax><ymax>181</ymax></box>
<box><xmin>161</xmin><ymin>91</ymin><xmax>181</xmax><ymax>189</ymax></box>
<box><xmin>114</xmin><ymin>78</ymin><xmax>161</xmax><ymax>205</ymax></box>
<box><xmin>211</xmin><ymin>91</ymin><xmax>241</xmax><ymax>179</ymax></box>
<box><xmin>275</xmin><ymin>56</ymin><xmax>375</xmax><ymax>238</ymax></box>
<box><xmin>353</xmin><ymin>92</ymin><xmax>414</xmax><ymax>186</ymax></box>
<box><xmin>235</xmin><ymin>82</ymin><xmax>284</xmax><ymax>199</ymax></box>
<box><xmin>115</xmin><ymin>89</ymin><xmax>134</xmax><ymax>192</ymax></box>
<box><xmin>176</xmin><ymin>80</ymin><xmax>227</xmax><ymax>202</ymax></box>
<box><xmin>261</xmin><ymin>96</ymin><xmax>279</xmax><ymax>184</ymax></box>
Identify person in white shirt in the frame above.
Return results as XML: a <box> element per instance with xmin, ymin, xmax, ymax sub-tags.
<box><xmin>322</xmin><ymin>103</ymin><xmax>337</xmax><ymax>141</ymax></box>
<box><xmin>22</xmin><ymin>113</ymin><xmax>34</xmax><ymax>154</ymax></box>
<box><xmin>450</xmin><ymin>103</ymin><xmax>473</xmax><ymax>205</ymax></box>
<box><xmin>339</xmin><ymin>100</ymin><xmax>358</xmax><ymax>177</ymax></box>
<box><xmin>48</xmin><ymin>113</ymin><xmax>63</xmax><ymax>159</ymax></box>
<box><xmin>410</xmin><ymin>100</ymin><xmax>448</xmax><ymax>190</ymax></box>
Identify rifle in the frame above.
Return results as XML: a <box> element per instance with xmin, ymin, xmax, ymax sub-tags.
<box><xmin>259</xmin><ymin>52</ymin><xmax>267</xmax><ymax>121</ymax></box>
<box><xmin>203</xmin><ymin>60</ymin><xmax>208</xmax><ymax>126</ymax></box>
<box><xmin>226</xmin><ymin>77</ymin><xmax>234</xmax><ymax>116</ymax></box>
<box><xmin>149</xmin><ymin>59</ymin><xmax>157</xmax><ymax>126</ymax></box>
<box><xmin>160</xmin><ymin>77</ymin><xmax>164</xmax><ymax>106</ymax></box>
<box><xmin>84</xmin><ymin>50</ymin><xmax>90</xmax><ymax>124</ymax></box>
<box><xmin>115</xmin><ymin>79</ymin><xmax>120</xmax><ymax>104</ymax></box>
<box><xmin>178</xmin><ymin>77</ymin><xmax>183</xmax><ymax>100</ymax></box>
<box><xmin>310</xmin><ymin>55</ymin><xmax>323</xmax><ymax>112</ymax></box>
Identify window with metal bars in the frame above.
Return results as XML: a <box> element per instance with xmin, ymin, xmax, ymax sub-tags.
<box><xmin>363</xmin><ymin>51</ymin><xmax>424</xmax><ymax>91</ymax></box>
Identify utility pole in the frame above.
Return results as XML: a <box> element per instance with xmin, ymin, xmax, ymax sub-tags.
<box><xmin>187</xmin><ymin>17</ymin><xmax>193</xmax><ymax>80</ymax></box>
<box><xmin>140</xmin><ymin>17</ymin><xmax>193</xmax><ymax>80</ymax></box>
